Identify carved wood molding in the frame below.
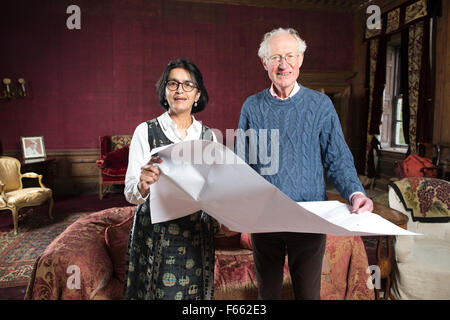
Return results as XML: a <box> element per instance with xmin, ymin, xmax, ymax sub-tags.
<box><xmin>176</xmin><ymin>0</ymin><xmax>370</xmax><ymax>12</ymax></box>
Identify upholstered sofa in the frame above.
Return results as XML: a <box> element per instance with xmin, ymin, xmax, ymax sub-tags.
<box><xmin>25</xmin><ymin>206</ymin><xmax>374</xmax><ymax>300</ymax></box>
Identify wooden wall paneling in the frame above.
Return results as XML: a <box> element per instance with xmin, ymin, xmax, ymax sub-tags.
<box><xmin>434</xmin><ymin>0</ymin><xmax>450</xmax><ymax>144</ymax></box>
<box><xmin>5</xmin><ymin>149</ymin><xmax>101</xmax><ymax>196</ymax></box>
<box><xmin>50</xmin><ymin>150</ymin><xmax>100</xmax><ymax>195</ymax></box>
<box><xmin>298</xmin><ymin>70</ymin><xmax>355</xmax><ymax>146</ymax></box>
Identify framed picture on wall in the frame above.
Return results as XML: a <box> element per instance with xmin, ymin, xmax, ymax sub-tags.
<box><xmin>21</xmin><ymin>136</ymin><xmax>46</xmax><ymax>159</ymax></box>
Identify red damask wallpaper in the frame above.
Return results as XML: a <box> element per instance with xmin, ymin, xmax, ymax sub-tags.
<box><xmin>0</xmin><ymin>0</ymin><xmax>353</xmax><ymax>150</ymax></box>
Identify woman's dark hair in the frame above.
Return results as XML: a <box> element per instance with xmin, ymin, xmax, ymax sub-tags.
<box><xmin>156</xmin><ymin>58</ymin><xmax>209</xmax><ymax>113</ymax></box>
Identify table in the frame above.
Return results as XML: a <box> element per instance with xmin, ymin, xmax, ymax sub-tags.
<box><xmin>326</xmin><ymin>192</ymin><xmax>408</xmax><ymax>300</ymax></box>
<box><xmin>21</xmin><ymin>157</ymin><xmax>56</xmax><ymax>190</ymax></box>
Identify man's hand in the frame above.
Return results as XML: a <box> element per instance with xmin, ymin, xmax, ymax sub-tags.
<box><xmin>351</xmin><ymin>193</ymin><xmax>374</xmax><ymax>213</ymax></box>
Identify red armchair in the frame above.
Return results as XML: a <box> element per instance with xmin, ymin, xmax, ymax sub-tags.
<box><xmin>96</xmin><ymin>135</ymin><xmax>131</xmax><ymax>199</ymax></box>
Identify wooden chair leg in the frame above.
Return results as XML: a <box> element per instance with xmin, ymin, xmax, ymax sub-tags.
<box><xmin>99</xmin><ymin>182</ymin><xmax>103</xmax><ymax>200</ymax></box>
<box><xmin>10</xmin><ymin>207</ymin><xmax>18</xmax><ymax>235</ymax></box>
<box><xmin>376</xmin><ymin>235</ymin><xmax>393</xmax><ymax>300</ymax></box>
<box><xmin>48</xmin><ymin>197</ymin><xmax>54</xmax><ymax>219</ymax></box>
<box><xmin>103</xmin><ymin>185</ymin><xmax>111</xmax><ymax>198</ymax></box>
<box><xmin>384</xmin><ymin>275</ymin><xmax>391</xmax><ymax>299</ymax></box>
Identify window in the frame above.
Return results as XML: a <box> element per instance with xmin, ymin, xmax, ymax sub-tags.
<box><xmin>379</xmin><ymin>34</ymin><xmax>407</xmax><ymax>150</ymax></box>
<box><xmin>393</xmin><ymin>95</ymin><xmax>406</xmax><ymax>146</ymax></box>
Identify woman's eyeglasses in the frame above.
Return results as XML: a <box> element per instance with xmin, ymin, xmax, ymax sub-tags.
<box><xmin>166</xmin><ymin>80</ymin><xmax>198</xmax><ymax>92</ymax></box>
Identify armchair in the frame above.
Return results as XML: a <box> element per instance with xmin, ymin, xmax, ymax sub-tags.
<box><xmin>96</xmin><ymin>135</ymin><xmax>131</xmax><ymax>200</ymax></box>
<box><xmin>0</xmin><ymin>156</ymin><xmax>53</xmax><ymax>234</ymax></box>
<box><xmin>388</xmin><ymin>177</ymin><xmax>450</xmax><ymax>299</ymax></box>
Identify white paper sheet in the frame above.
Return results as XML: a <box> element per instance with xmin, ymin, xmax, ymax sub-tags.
<box><xmin>149</xmin><ymin>140</ymin><xmax>418</xmax><ymax>236</ymax></box>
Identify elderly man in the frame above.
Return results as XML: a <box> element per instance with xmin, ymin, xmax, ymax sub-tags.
<box><xmin>236</xmin><ymin>27</ymin><xmax>373</xmax><ymax>300</ymax></box>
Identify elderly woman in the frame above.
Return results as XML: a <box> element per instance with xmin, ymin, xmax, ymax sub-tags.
<box><xmin>124</xmin><ymin>59</ymin><xmax>219</xmax><ymax>300</ymax></box>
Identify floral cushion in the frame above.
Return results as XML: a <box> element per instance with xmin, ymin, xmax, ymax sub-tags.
<box><xmin>390</xmin><ymin>177</ymin><xmax>450</xmax><ymax>222</ymax></box>
<box><xmin>111</xmin><ymin>135</ymin><xmax>132</xmax><ymax>151</ymax></box>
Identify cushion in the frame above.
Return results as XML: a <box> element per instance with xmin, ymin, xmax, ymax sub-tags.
<box><xmin>105</xmin><ymin>214</ymin><xmax>134</xmax><ymax>282</ymax></box>
<box><xmin>395</xmin><ymin>235</ymin><xmax>414</xmax><ymax>263</ymax></box>
<box><xmin>4</xmin><ymin>187</ymin><xmax>52</xmax><ymax>206</ymax></box>
<box><xmin>103</xmin><ymin>146</ymin><xmax>129</xmax><ymax>169</ymax></box>
<box><xmin>111</xmin><ymin>135</ymin><xmax>132</xmax><ymax>151</ymax></box>
<box><xmin>390</xmin><ymin>178</ymin><xmax>450</xmax><ymax>222</ymax></box>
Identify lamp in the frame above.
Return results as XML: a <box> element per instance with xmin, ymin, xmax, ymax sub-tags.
<box><xmin>1</xmin><ymin>78</ymin><xmax>27</xmax><ymax>99</ymax></box>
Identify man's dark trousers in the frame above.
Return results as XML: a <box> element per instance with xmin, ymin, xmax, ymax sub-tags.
<box><xmin>251</xmin><ymin>232</ymin><xmax>326</xmax><ymax>300</ymax></box>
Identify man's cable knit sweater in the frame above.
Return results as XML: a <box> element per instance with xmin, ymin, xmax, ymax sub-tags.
<box><xmin>236</xmin><ymin>84</ymin><xmax>365</xmax><ymax>203</ymax></box>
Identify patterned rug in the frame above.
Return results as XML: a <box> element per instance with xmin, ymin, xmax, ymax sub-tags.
<box><xmin>0</xmin><ymin>207</ymin><xmax>89</xmax><ymax>288</ymax></box>
<box><xmin>0</xmin><ymin>193</ymin><xmax>130</xmax><ymax>289</ymax></box>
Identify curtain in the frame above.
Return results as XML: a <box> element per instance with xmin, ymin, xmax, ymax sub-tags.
<box><xmin>416</xmin><ymin>18</ymin><xmax>433</xmax><ymax>145</ymax></box>
<box><xmin>364</xmin><ymin>38</ymin><xmax>386</xmax><ymax>178</ymax></box>
<box><xmin>407</xmin><ymin>20</ymin><xmax>425</xmax><ymax>155</ymax></box>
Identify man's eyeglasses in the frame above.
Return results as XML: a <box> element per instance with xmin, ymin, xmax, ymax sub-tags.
<box><xmin>166</xmin><ymin>80</ymin><xmax>198</xmax><ymax>92</ymax></box>
<box><xmin>266</xmin><ymin>54</ymin><xmax>299</xmax><ymax>66</ymax></box>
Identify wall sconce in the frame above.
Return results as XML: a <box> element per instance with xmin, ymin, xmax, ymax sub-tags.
<box><xmin>1</xmin><ymin>78</ymin><xmax>27</xmax><ymax>99</ymax></box>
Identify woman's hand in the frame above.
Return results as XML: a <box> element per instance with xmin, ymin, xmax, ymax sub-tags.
<box><xmin>138</xmin><ymin>156</ymin><xmax>163</xmax><ymax>197</ymax></box>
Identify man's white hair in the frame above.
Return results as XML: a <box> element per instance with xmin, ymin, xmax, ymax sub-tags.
<box><xmin>257</xmin><ymin>27</ymin><xmax>307</xmax><ymax>59</ymax></box>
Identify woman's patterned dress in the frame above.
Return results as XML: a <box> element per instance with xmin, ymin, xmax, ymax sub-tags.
<box><xmin>124</xmin><ymin>119</ymin><xmax>218</xmax><ymax>300</ymax></box>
